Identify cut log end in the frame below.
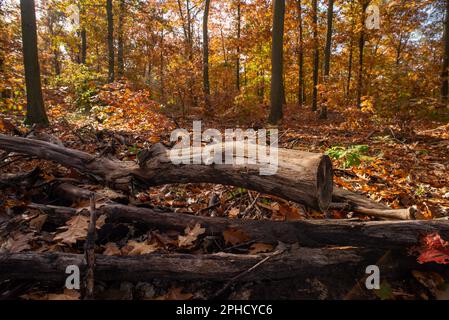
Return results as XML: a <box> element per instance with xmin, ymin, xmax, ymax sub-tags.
<box><xmin>316</xmin><ymin>155</ymin><xmax>333</xmax><ymax>211</ymax></box>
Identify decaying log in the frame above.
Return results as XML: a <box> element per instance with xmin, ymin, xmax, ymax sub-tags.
<box><xmin>100</xmin><ymin>205</ymin><xmax>449</xmax><ymax>248</ymax></box>
<box><xmin>0</xmin><ymin>168</ymin><xmax>41</xmax><ymax>188</ymax></box>
<box><xmin>0</xmin><ymin>134</ymin><xmax>333</xmax><ymax>211</ymax></box>
<box><xmin>0</xmin><ymin>248</ymin><xmax>388</xmax><ymax>282</ymax></box>
<box><xmin>28</xmin><ymin>201</ymin><xmax>449</xmax><ymax>249</ymax></box>
<box><xmin>332</xmin><ymin>188</ymin><xmax>417</xmax><ymax>220</ymax></box>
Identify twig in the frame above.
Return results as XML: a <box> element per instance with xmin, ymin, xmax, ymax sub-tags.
<box><xmin>211</xmin><ymin>250</ymin><xmax>282</xmax><ymax>299</ymax></box>
<box><xmin>84</xmin><ymin>195</ymin><xmax>97</xmax><ymax>300</ymax></box>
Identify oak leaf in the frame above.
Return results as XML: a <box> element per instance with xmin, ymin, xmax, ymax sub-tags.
<box><xmin>178</xmin><ymin>223</ymin><xmax>205</xmax><ymax>247</ymax></box>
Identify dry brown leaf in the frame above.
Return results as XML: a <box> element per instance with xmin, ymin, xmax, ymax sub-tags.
<box><xmin>29</xmin><ymin>214</ymin><xmax>47</xmax><ymax>231</ymax></box>
<box><xmin>96</xmin><ymin>214</ymin><xmax>107</xmax><ymax>229</ymax></box>
<box><xmin>54</xmin><ymin>215</ymin><xmax>89</xmax><ymax>245</ymax></box>
<box><xmin>103</xmin><ymin>242</ymin><xmax>122</xmax><ymax>256</ymax></box>
<box><xmin>47</xmin><ymin>289</ymin><xmax>81</xmax><ymax>300</ymax></box>
<box><xmin>228</xmin><ymin>207</ymin><xmax>240</xmax><ymax>218</ymax></box>
<box><xmin>178</xmin><ymin>223</ymin><xmax>205</xmax><ymax>247</ymax></box>
<box><xmin>249</xmin><ymin>243</ymin><xmax>273</xmax><ymax>255</ymax></box>
<box><xmin>1</xmin><ymin>232</ymin><xmax>34</xmax><ymax>253</ymax></box>
<box><xmin>125</xmin><ymin>240</ymin><xmax>159</xmax><ymax>256</ymax></box>
<box><xmin>223</xmin><ymin>228</ymin><xmax>251</xmax><ymax>246</ymax></box>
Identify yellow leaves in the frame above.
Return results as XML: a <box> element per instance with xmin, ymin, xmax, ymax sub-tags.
<box><xmin>178</xmin><ymin>223</ymin><xmax>206</xmax><ymax>247</ymax></box>
<box><xmin>223</xmin><ymin>228</ymin><xmax>250</xmax><ymax>246</ymax></box>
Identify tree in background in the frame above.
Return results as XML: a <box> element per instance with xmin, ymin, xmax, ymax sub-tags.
<box><xmin>269</xmin><ymin>0</ymin><xmax>285</xmax><ymax>124</ymax></box>
<box><xmin>320</xmin><ymin>0</ymin><xmax>334</xmax><ymax>119</ymax></box>
<box><xmin>311</xmin><ymin>0</ymin><xmax>319</xmax><ymax>112</ymax></box>
<box><xmin>297</xmin><ymin>0</ymin><xmax>304</xmax><ymax>107</ymax></box>
<box><xmin>118</xmin><ymin>0</ymin><xmax>125</xmax><ymax>77</ymax></box>
<box><xmin>442</xmin><ymin>0</ymin><xmax>449</xmax><ymax>107</ymax></box>
<box><xmin>356</xmin><ymin>0</ymin><xmax>370</xmax><ymax>109</ymax></box>
<box><xmin>107</xmin><ymin>0</ymin><xmax>114</xmax><ymax>83</ymax></box>
<box><xmin>20</xmin><ymin>0</ymin><xmax>49</xmax><ymax>125</ymax></box>
<box><xmin>203</xmin><ymin>0</ymin><xmax>211</xmax><ymax>112</ymax></box>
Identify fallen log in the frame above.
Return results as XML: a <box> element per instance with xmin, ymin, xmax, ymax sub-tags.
<box><xmin>332</xmin><ymin>188</ymin><xmax>417</xmax><ymax>220</ymax></box>
<box><xmin>0</xmin><ymin>134</ymin><xmax>333</xmax><ymax>212</ymax></box>
<box><xmin>28</xmin><ymin>202</ymin><xmax>449</xmax><ymax>249</ymax></box>
<box><xmin>100</xmin><ymin>204</ymin><xmax>449</xmax><ymax>248</ymax></box>
<box><xmin>0</xmin><ymin>248</ymin><xmax>387</xmax><ymax>282</ymax></box>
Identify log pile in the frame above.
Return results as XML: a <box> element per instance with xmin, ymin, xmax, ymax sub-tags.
<box><xmin>0</xmin><ymin>133</ymin><xmax>446</xmax><ymax>298</ymax></box>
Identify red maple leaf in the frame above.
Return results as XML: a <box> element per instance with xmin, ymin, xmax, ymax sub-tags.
<box><xmin>412</xmin><ymin>233</ymin><xmax>449</xmax><ymax>265</ymax></box>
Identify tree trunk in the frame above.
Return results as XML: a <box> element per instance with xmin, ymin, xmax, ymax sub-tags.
<box><xmin>20</xmin><ymin>0</ymin><xmax>49</xmax><ymax>126</ymax></box>
<box><xmin>107</xmin><ymin>0</ymin><xmax>114</xmax><ymax>83</ymax></box>
<box><xmin>0</xmin><ymin>248</ymin><xmax>389</xmax><ymax>283</ymax></box>
<box><xmin>442</xmin><ymin>0</ymin><xmax>449</xmax><ymax>106</ymax></box>
<box><xmin>268</xmin><ymin>0</ymin><xmax>285</xmax><ymax>124</ymax></box>
<box><xmin>320</xmin><ymin>0</ymin><xmax>334</xmax><ymax>119</ymax></box>
<box><xmin>236</xmin><ymin>0</ymin><xmax>241</xmax><ymax>92</ymax></box>
<box><xmin>117</xmin><ymin>0</ymin><xmax>125</xmax><ymax>77</ymax></box>
<box><xmin>311</xmin><ymin>0</ymin><xmax>319</xmax><ymax>112</ymax></box>
<box><xmin>297</xmin><ymin>0</ymin><xmax>305</xmax><ymax>106</ymax></box>
<box><xmin>0</xmin><ymin>135</ymin><xmax>334</xmax><ymax>212</ymax></box>
<box><xmin>79</xmin><ymin>3</ymin><xmax>87</xmax><ymax>64</ymax></box>
<box><xmin>203</xmin><ymin>0</ymin><xmax>211</xmax><ymax>112</ymax></box>
<box><xmin>356</xmin><ymin>1</ymin><xmax>369</xmax><ymax>109</ymax></box>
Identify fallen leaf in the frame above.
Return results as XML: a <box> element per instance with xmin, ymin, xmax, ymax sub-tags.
<box><xmin>178</xmin><ymin>223</ymin><xmax>205</xmax><ymax>247</ymax></box>
<box><xmin>47</xmin><ymin>289</ymin><xmax>80</xmax><ymax>300</ymax></box>
<box><xmin>412</xmin><ymin>270</ymin><xmax>445</xmax><ymax>297</ymax></box>
<box><xmin>96</xmin><ymin>215</ymin><xmax>107</xmax><ymax>229</ymax></box>
<box><xmin>1</xmin><ymin>232</ymin><xmax>33</xmax><ymax>253</ymax></box>
<box><xmin>249</xmin><ymin>243</ymin><xmax>273</xmax><ymax>255</ymax></box>
<box><xmin>54</xmin><ymin>215</ymin><xmax>89</xmax><ymax>245</ymax></box>
<box><xmin>223</xmin><ymin>228</ymin><xmax>251</xmax><ymax>246</ymax></box>
<box><xmin>29</xmin><ymin>214</ymin><xmax>47</xmax><ymax>231</ymax></box>
<box><xmin>125</xmin><ymin>240</ymin><xmax>158</xmax><ymax>256</ymax></box>
<box><xmin>103</xmin><ymin>242</ymin><xmax>122</xmax><ymax>256</ymax></box>
<box><xmin>228</xmin><ymin>207</ymin><xmax>240</xmax><ymax>218</ymax></box>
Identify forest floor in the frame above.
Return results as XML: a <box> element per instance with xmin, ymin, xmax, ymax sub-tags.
<box><xmin>0</xmin><ymin>82</ymin><xmax>449</xmax><ymax>300</ymax></box>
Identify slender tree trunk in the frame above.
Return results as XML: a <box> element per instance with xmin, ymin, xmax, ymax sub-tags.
<box><xmin>442</xmin><ymin>0</ymin><xmax>449</xmax><ymax>106</ymax></box>
<box><xmin>320</xmin><ymin>0</ymin><xmax>334</xmax><ymax>119</ymax></box>
<box><xmin>20</xmin><ymin>0</ymin><xmax>49</xmax><ymax>126</ymax></box>
<box><xmin>106</xmin><ymin>0</ymin><xmax>114</xmax><ymax>83</ymax></box>
<box><xmin>297</xmin><ymin>0</ymin><xmax>304</xmax><ymax>106</ymax></box>
<box><xmin>356</xmin><ymin>1</ymin><xmax>369</xmax><ymax>109</ymax></box>
<box><xmin>346</xmin><ymin>0</ymin><xmax>355</xmax><ymax>97</ymax></box>
<box><xmin>346</xmin><ymin>39</ymin><xmax>354</xmax><ymax>97</ymax></box>
<box><xmin>79</xmin><ymin>3</ymin><xmax>87</xmax><ymax>64</ymax></box>
<box><xmin>160</xmin><ymin>29</ymin><xmax>165</xmax><ymax>101</ymax></box>
<box><xmin>311</xmin><ymin>0</ymin><xmax>319</xmax><ymax>112</ymax></box>
<box><xmin>203</xmin><ymin>0</ymin><xmax>211</xmax><ymax>113</ymax></box>
<box><xmin>236</xmin><ymin>0</ymin><xmax>241</xmax><ymax>92</ymax></box>
<box><xmin>117</xmin><ymin>0</ymin><xmax>125</xmax><ymax>77</ymax></box>
<box><xmin>268</xmin><ymin>0</ymin><xmax>285</xmax><ymax>124</ymax></box>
